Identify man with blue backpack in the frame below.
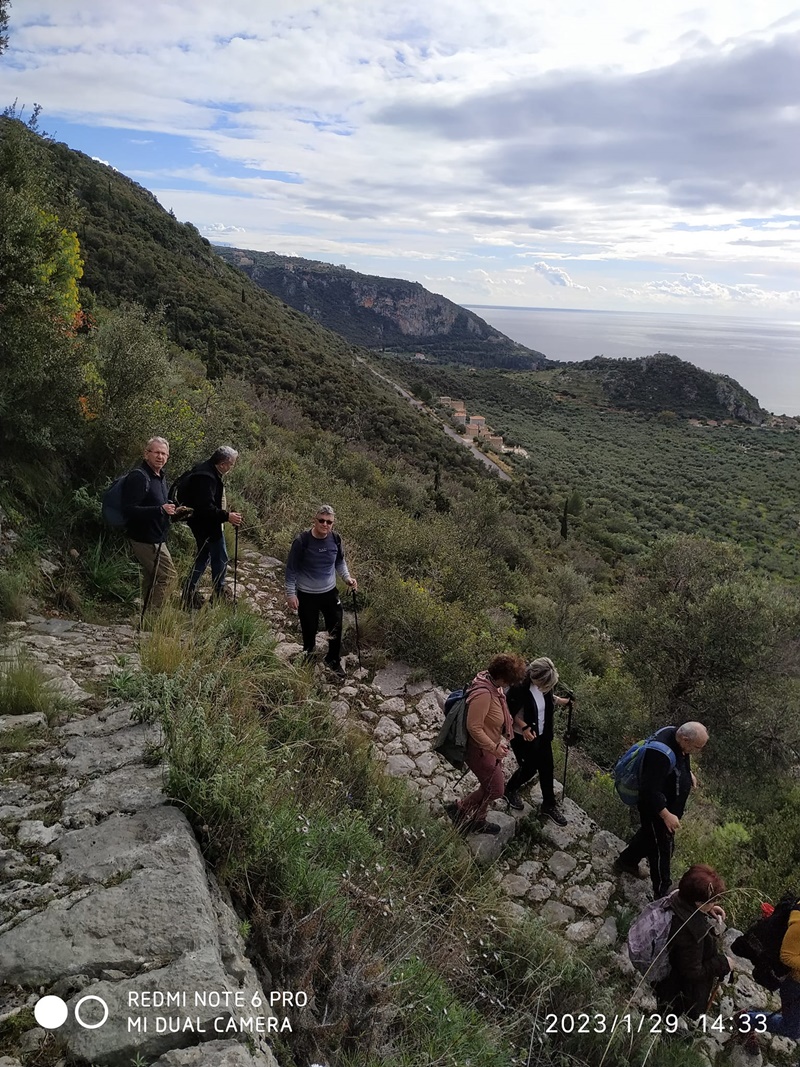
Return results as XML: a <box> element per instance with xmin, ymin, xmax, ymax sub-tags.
<box><xmin>612</xmin><ymin>721</ymin><xmax>709</xmax><ymax>900</ymax></box>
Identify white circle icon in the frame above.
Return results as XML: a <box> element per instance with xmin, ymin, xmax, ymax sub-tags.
<box><xmin>34</xmin><ymin>995</ymin><xmax>69</xmax><ymax>1029</ymax></box>
<box><xmin>74</xmin><ymin>994</ymin><xmax>109</xmax><ymax>1029</ymax></box>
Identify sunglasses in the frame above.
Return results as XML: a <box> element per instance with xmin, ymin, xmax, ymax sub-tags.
<box><xmin>316</xmin><ymin>517</ymin><xmax>334</xmax><ymax>525</ymax></box>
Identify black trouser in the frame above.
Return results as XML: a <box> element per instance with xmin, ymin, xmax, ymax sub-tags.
<box><xmin>297</xmin><ymin>588</ymin><xmax>342</xmax><ymax>661</ymax></box>
<box><xmin>506</xmin><ymin>734</ymin><xmax>555</xmax><ymax>808</ymax></box>
<box><xmin>619</xmin><ymin>808</ymin><xmax>675</xmax><ymax>899</ymax></box>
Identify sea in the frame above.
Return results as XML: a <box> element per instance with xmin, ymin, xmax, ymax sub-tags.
<box><xmin>464</xmin><ymin>306</ymin><xmax>800</xmax><ymax>418</ymax></box>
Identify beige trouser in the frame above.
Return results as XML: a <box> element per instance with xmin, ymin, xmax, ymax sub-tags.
<box><xmin>129</xmin><ymin>541</ymin><xmax>177</xmax><ymax>610</ymax></box>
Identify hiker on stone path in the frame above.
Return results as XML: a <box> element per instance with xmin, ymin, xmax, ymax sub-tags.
<box><xmin>503</xmin><ymin>656</ymin><xmax>570</xmax><ymax>826</ymax></box>
<box><xmin>652</xmin><ymin>863</ymin><xmax>732</xmax><ymax>1020</ymax></box>
<box><xmin>178</xmin><ymin>445</ymin><xmax>243</xmax><ymax>608</ymax></box>
<box><xmin>444</xmin><ymin>652</ymin><xmax>527</xmax><ymax>836</ymax></box>
<box><xmin>738</xmin><ymin>899</ymin><xmax>800</xmax><ymax>1050</ymax></box>
<box><xmin>285</xmin><ymin>504</ymin><xmax>357</xmax><ymax>679</ymax></box>
<box><xmin>613</xmin><ymin>721</ymin><xmax>709</xmax><ymax>900</ymax></box>
<box><xmin>121</xmin><ymin>437</ymin><xmax>177</xmax><ymax>611</ymax></box>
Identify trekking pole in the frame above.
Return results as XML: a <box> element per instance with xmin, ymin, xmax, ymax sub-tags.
<box><xmin>139</xmin><ymin>540</ymin><xmax>164</xmax><ymax>631</ymax></box>
<box><xmin>561</xmin><ymin>687</ymin><xmax>575</xmax><ymax>802</ymax></box>
<box><xmin>233</xmin><ymin>526</ymin><xmax>239</xmax><ymax>611</ymax></box>
<box><xmin>351</xmin><ymin>587</ymin><xmax>362</xmax><ymax>670</ymax></box>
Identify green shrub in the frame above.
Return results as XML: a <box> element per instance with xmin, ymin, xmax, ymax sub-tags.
<box><xmin>0</xmin><ymin>567</ymin><xmax>29</xmax><ymax>620</ymax></box>
<box><xmin>0</xmin><ymin>655</ymin><xmax>60</xmax><ymax>721</ymax></box>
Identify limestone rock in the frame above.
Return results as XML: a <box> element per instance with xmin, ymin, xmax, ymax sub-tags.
<box><xmin>373</xmin><ymin>716</ymin><xmax>401</xmax><ymax>743</ymax></box>
<box><xmin>371</xmin><ymin>663</ymin><xmax>412</xmax><ymax>696</ymax></box>
<box><xmin>539</xmin><ymin>900</ymin><xmax>576</xmax><ymax>926</ymax></box>
<box><xmin>565</xmin><ymin>919</ymin><xmax>601</xmax><ymax>943</ymax></box>
<box><xmin>0</xmin><ymin>712</ymin><xmax>47</xmax><ymax>732</ymax></box>
<box><xmin>548</xmin><ymin>851</ymin><xmax>578</xmax><ymax>880</ymax></box>
<box><xmin>377</xmin><ymin>697</ymin><xmax>405</xmax><ymax>717</ymax></box>
<box><xmin>385</xmin><ymin>754</ymin><xmax>416</xmax><ymax>777</ymax></box>
<box><xmin>563</xmin><ymin>881</ymin><xmax>614</xmax><ymax>917</ymax></box>
<box><xmin>61</xmin><ymin>764</ymin><xmax>166</xmax><ymax>824</ymax></box>
<box><xmin>150</xmin><ymin>1040</ymin><xmax>279</xmax><ymax>1066</ymax></box>
<box><xmin>414</xmin><ymin>752</ymin><xmax>440</xmax><ymax>777</ymax></box>
<box><xmin>402</xmin><ymin>733</ymin><xmax>427</xmax><ymax>757</ymax></box>
<box><xmin>414</xmin><ymin>692</ymin><xmax>442</xmax><ymax>727</ymax></box>
<box><xmin>15</xmin><ymin>820</ymin><xmax>62</xmax><ymax>848</ymax></box>
<box><xmin>501</xmin><ymin>874</ymin><xmax>531</xmax><ymax>898</ymax></box>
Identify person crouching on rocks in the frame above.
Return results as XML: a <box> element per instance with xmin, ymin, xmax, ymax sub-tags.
<box><xmin>653</xmin><ymin>863</ymin><xmax>732</xmax><ymax>1021</ymax></box>
<box><xmin>445</xmin><ymin>653</ymin><xmax>527</xmax><ymax>836</ymax></box>
<box><xmin>503</xmin><ymin>656</ymin><xmax>571</xmax><ymax>826</ymax></box>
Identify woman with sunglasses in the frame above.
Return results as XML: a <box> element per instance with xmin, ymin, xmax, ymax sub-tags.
<box><xmin>285</xmin><ymin>504</ymin><xmax>357</xmax><ymax>678</ymax></box>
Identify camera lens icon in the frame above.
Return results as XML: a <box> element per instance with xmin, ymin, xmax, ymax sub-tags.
<box><xmin>33</xmin><ymin>994</ymin><xmax>109</xmax><ymax>1030</ymax></box>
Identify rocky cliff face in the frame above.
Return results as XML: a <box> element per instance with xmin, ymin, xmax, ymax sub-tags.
<box><xmin>215</xmin><ymin>248</ymin><xmax>548</xmax><ymax>369</ymax></box>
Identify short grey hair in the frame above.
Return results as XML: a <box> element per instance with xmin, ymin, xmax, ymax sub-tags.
<box><xmin>315</xmin><ymin>504</ymin><xmax>335</xmax><ymax>517</ymax></box>
<box><xmin>145</xmin><ymin>436</ymin><xmax>169</xmax><ymax>451</ymax></box>
<box><xmin>210</xmin><ymin>445</ymin><xmax>239</xmax><ymax>465</ymax></box>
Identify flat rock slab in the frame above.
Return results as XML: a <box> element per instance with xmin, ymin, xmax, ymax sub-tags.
<box><xmin>62</xmin><ymin>765</ymin><xmax>166</xmax><ymax>823</ymax></box>
<box><xmin>58</xmin><ymin>704</ymin><xmax>136</xmax><ymax>738</ymax></box>
<box><xmin>151</xmin><ymin>1040</ymin><xmax>279</xmax><ymax>1066</ymax></box>
<box><xmin>63</xmin><ymin>950</ymin><xmax>275</xmax><ymax>1067</ymax></box>
<box><xmin>63</xmin><ymin>724</ymin><xmax>156</xmax><ymax>776</ymax></box>
<box><xmin>371</xmin><ymin>663</ymin><xmax>413</xmax><ymax>696</ymax></box>
<box><xmin>0</xmin><ymin>810</ymin><xmax>218</xmax><ymax>985</ymax></box>
<box><xmin>54</xmin><ymin>807</ymin><xmax>198</xmax><ymax>885</ymax></box>
<box><xmin>0</xmin><ymin>713</ymin><xmax>47</xmax><ymax>732</ymax></box>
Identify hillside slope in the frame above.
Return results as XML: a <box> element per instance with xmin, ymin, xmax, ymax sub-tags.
<box><xmin>43</xmin><ymin>133</ymin><xmax>487</xmax><ymax>481</ymax></box>
<box><xmin>214</xmin><ymin>246</ymin><xmax>549</xmax><ymax>369</ymax></box>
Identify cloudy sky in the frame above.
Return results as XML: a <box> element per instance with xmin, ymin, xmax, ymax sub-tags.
<box><xmin>3</xmin><ymin>0</ymin><xmax>800</xmax><ymax>317</ymax></box>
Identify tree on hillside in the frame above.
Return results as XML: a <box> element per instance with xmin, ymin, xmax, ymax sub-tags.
<box><xmin>613</xmin><ymin>535</ymin><xmax>800</xmax><ymax>773</ymax></box>
<box><xmin>0</xmin><ymin>0</ymin><xmax>10</xmax><ymax>57</ymax></box>
<box><xmin>0</xmin><ymin>114</ymin><xmax>85</xmax><ymax>477</ymax></box>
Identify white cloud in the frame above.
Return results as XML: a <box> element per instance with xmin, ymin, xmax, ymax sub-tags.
<box><xmin>5</xmin><ymin>1</ymin><xmax>800</xmax><ymax>314</ymax></box>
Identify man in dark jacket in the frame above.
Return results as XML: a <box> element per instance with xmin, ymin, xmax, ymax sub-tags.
<box><xmin>179</xmin><ymin>446</ymin><xmax>242</xmax><ymax>607</ymax></box>
<box><xmin>614</xmin><ymin>721</ymin><xmax>709</xmax><ymax>899</ymax></box>
<box><xmin>122</xmin><ymin>437</ymin><xmax>177</xmax><ymax>611</ymax></box>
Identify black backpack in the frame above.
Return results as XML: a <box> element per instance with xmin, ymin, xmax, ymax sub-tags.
<box><xmin>731</xmin><ymin>894</ymin><xmax>800</xmax><ymax>990</ymax></box>
<box><xmin>433</xmin><ymin>683</ymin><xmax>472</xmax><ymax>770</ymax></box>
<box><xmin>169</xmin><ymin>465</ymin><xmax>201</xmax><ymax>506</ymax></box>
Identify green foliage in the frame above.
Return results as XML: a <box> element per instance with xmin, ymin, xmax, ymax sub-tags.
<box><xmin>0</xmin><ymin>116</ymin><xmax>84</xmax><ymax>469</ymax></box>
<box><xmin>0</xmin><ymin>654</ymin><xmax>60</xmax><ymax>721</ymax></box>
<box><xmin>612</xmin><ymin>535</ymin><xmax>800</xmax><ymax>778</ymax></box>
<box><xmin>79</xmin><ymin>303</ymin><xmax>170</xmax><ymax>468</ymax></box>
<box><xmin>0</xmin><ymin>566</ymin><xmax>30</xmax><ymax>620</ymax></box>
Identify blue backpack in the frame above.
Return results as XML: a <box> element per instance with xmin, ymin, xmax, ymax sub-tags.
<box><xmin>613</xmin><ymin>733</ymin><xmax>676</xmax><ymax>806</ymax></box>
<box><xmin>101</xmin><ymin>469</ymin><xmax>150</xmax><ymax>529</ymax></box>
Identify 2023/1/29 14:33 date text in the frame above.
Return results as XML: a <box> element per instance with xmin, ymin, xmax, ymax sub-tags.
<box><xmin>542</xmin><ymin>1014</ymin><xmax>680</xmax><ymax>1034</ymax></box>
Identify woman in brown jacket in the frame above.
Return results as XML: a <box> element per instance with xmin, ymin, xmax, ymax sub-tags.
<box><xmin>445</xmin><ymin>652</ymin><xmax>527</xmax><ymax>835</ymax></box>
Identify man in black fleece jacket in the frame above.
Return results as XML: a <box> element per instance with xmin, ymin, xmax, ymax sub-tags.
<box><xmin>614</xmin><ymin>721</ymin><xmax>709</xmax><ymax>899</ymax></box>
<box><xmin>121</xmin><ymin>437</ymin><xmax>177</xmax><ymax>611</ymax></box>
<box><xmin>179</xmin><ymin>445</ymin><xmax>242</xmax><ymax>606</ymax></box>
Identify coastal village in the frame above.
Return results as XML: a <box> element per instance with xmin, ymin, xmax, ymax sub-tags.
<box><xmin>437</xmin><ymin>396</ymin><xmax>529</xmax><ymax>456</ymax></box>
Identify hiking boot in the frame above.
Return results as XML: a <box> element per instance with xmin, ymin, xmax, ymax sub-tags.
<box><xmin>181</xmin><ymin>587</ymin><xmax>205</xmax><ymax>611</ymax></box>
<box><xmin>323</xmin><ymin>657</ymin><xmax>346</xmax><ymax>679</ymax></box>
<box><xmin>540</xmin><ymin>804</ymin><xmax>568</xmax><ymax>826</ymax></box>
<box><xmin>470</xmin><ymin>821</ymin><xmax>501</xmax><ymax>835</ymax></box>
<box><xmin>212</xmin><ymin>585</ymin><xmax>235</xmax><ymax>603</ymax></box>
<box><xmin>613</xmin><ymin>857</ymin><xmax>646</xmax><ymax>879</ymax></box>
<box><xmin>444</xmin><ymin>801</ymin><xmax>470</xmax><ymax>833</ymax></box>
<box><xmin>504</xmin><ymin>791</ymin><xmax>524</xmax><ymax>811</ymax></box>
